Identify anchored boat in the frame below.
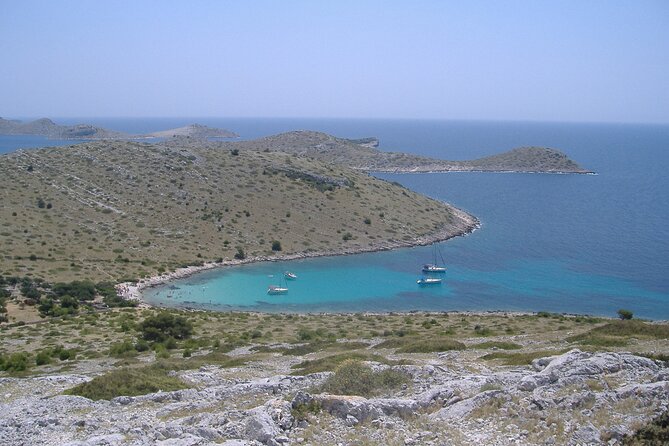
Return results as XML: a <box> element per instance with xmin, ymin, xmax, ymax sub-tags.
<box><xmin>284</xmin><ymin>271</ymin><xmax>298</xmax><ymax>280</ymax></box>
<box><xmin>417</xmin><ymin>277</ymin><xmax>442</xmax><ymax>285</ymax></box>
<box><xmin>422</xmin><ymin>244</ymin><xmax>447</xmax><ymax>273</ymax></box>
<box><xmin>267</xmin><ymin>285</ymin><xmax>289</xmax><ymax>295</ymax></box>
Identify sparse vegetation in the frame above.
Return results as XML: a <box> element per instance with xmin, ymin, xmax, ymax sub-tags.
<box><xmin>623</xmin><ymin>409</ymin><xmax>669</xmax><ymax>445</ymax></box>
<box><xmin>0</xmin><ymin>138</ymin><xmax>472</xmax><ymax>283</ymax></box>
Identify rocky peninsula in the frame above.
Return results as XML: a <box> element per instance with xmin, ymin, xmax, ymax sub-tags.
<box><xmin>207</xmin><ymin>131</ymin><xmax>593</xmax><ymax>174</ymax></box>
<box><xmin>0</xmin><ymin>137</ymin><xmax>476</xmax><ymax>283</ymax></box>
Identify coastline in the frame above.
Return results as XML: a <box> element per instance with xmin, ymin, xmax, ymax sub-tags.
<box><xmin>367</xmin><ymin>167</ymin><xmax>595</xmax><ymax>174</ymax></box>
<box><xmin>116</xmin><ymin>205</ymin><xmax>480</xmax><ymax>306</ymax></box>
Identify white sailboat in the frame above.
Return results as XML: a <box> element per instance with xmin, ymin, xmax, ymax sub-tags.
<box><xmin>422</xmin><ymin>244</ymin><xmax>447</xmax><ymax>273</ymax></box>
<box><xmin>267</xmin><ymin>275</ymin><xmax>289</xmax><ymax>295</ymax></box>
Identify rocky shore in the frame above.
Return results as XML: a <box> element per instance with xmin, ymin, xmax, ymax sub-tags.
<box><xmin>1</xmin><ymin>348</ymin><xmax>667</xmax><ymax>445</ymax></box>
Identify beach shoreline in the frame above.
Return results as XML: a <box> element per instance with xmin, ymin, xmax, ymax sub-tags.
<box><xmin>116</xmin><ymin>205</ymin><xmax>480</xmax><ymax>307</ymax></box>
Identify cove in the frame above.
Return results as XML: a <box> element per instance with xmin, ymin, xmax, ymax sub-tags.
<box><xmin>142</xmin><ymin>238</ymin><xmax>667</xmax><ymax>319</ymax></box>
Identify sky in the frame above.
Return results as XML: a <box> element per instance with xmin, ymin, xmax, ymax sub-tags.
<box><xmin>1</xmin><ymin>0</ymin><xmax>668</xmax><ymax>123</ymax></box>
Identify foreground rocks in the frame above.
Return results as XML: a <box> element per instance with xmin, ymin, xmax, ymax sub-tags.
<box><xmin>0</xmin><ymin>350</ymin><xmax>667</xmax><ymax>445</ymax></box>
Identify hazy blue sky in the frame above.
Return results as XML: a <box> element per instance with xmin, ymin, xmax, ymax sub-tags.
<box><xmin>1</xmin><ymin>0</ymin><xmax>668</xmax><ymax>123</ymax></box>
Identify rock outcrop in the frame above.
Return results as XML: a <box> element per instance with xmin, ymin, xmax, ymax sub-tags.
<box><xmin>1</xmin><ymin>350</ymin><xmax>666</xmax><ymax>445</ymax></box>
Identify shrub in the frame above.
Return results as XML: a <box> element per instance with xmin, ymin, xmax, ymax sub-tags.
<box><xmin>65</xmin><ymin>365</ymin><xmax>188</xmax><ymax>400</ymax></box>
<box><xmin>292</xmin><ymin>400</ymin><xmax>322</xmax><ymax>420</ymax></box>
<box><xmin>617</xmin><ymin>309</ymin><xmax>634</xmax><ymax>320</ymax></box>
<box><xmin>319</xmin><ymin>360</ymin><xmax>409</xmax><ymax>397</ymax></box>
<box><xmin>139</xmin><ymin>313</ymin><xmax>193</xmax><ymax>343</ymax></box>
<box><xmin>234</xmin><ymin>247</ymin><xmax>246</xmax><ymax>260</ymax></box>
<box><xmin>475</xmin><ymin>341</ymin><xmax>522</xmax><ymax>350</ymax></box>
<box><xmin>342</xmin><ymin>232</ymin><xmax>353</xmax><ymax>241</ymax></box>
<box><xmin>571</xmin><ymin>320</ymin><xmax>669</xmax><ymax>342</ymax></box>
<box><xmin>375</xmin><ymin>337</ymin><xmax>466</xmax><ymax>353</ymax></box>
<box><xmin>271</xmin><ymin>240</ymin><xmax>282</xmax><ymax>252</ymax></box>
<box><xmin>1</xmin><ymin>352</ymin><xmax>30</xmax><ymax>372</ymax></box>
<box><xmin>292</xmin><ymin>352</ymin><xmax>403</xmax><ymax>375</ymax></box>
<box><xmin>622</xmin><ymin>408</ymin><xmax>669</xmax><ymax>445</ymax></box>
<box><xmin>52</xmin><ymin>281</ymin><xmax>96</xmax><ymax>301</ymax></box>
<box><xmin>109</xmin><ymin>340</ymin><xmax>137</xmax><ymax>357</ymax></box>
<box><xmin>35</xmin><ymin>351</ymin><xmax>52</xmax><ymax>366</ymax></box>
<box><xmin>481</xmin><ymin>349</ymin><xmax>569</xmax><ymax>366</ymax></box>
<box><xmin>59</xmin><ymin>349</ymin><xmax>75</xmax><ymax>361</ymax></box>
<box><xmin>134</xmin><ymin>340</ymin><xmax>150</xmax><ymax>352</ymax></box>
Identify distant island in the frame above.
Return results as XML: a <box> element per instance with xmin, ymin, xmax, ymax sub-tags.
<box><xmin>181</xmin><ymin>130</ymin><xmax>593</xmax><ymax>174</ymax></box>
<box><xmin>0</xmin><ymin>117</ymin><xmax>238</xmax><ymax>140</ymax></box>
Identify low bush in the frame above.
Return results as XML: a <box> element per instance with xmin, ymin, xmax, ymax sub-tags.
<box><xmin>65</xmin><ymin>365</ymin><xmax>189</xmax><ymax>400</ymax></box>
<box><xmin>292</xmin><ymin>352</ymin><xmax>405</xmax><ymax>375</ymax></box>
<box><xmin>139</xmin><ymin>313</ymin><xmax>193</xmax><ymax>343</ymax></box>
<box><xmin>622</xmin><ymin>408</ymin><xmax>669</xmax><ymax>445</ymax></box>
<box><xmin>0</xmin><ymin>352</ymin><xmax>30</xmax><ymax>373</ymax></box>
<box><xmin>474</xmin><ymin>341</ymin><xmax>522</xmax><ymax>350</ymax></box>
<box><xmin>109</xmin><ymin>340</ymin><xmax>138</xmax><ymax>357</ymax></box>
<box><xmin>282</xmin><ymin>341</ymin><xmax>369</xmax><ymax>356</ymax></box>
<box><xmin>617</xmin><ymin>309</ymin><xmax>634</xmax><ymax>320</ymax></box>
<box><xmin>588</xmin><ymin>320</ymin><xmax>669</xmax><ymax>339</ymax></box>
<box><xmin>481</xmin><ymin>349</ymin><xmax>569</xmax><ymax>366</ymax></box>
<box><xmin>35</xmin><ymin>351</ymin><xmax>52</xmax><ymax>366</ymax></box>
<box><xmin>319</xmin><ymin>359</ymin><xmax>409</xmax><ymax>397</ymax></box>
<box><xmin>374</xmin><ymin>337</ymin><xmax>465</xmax><ymax>353</ymax></box>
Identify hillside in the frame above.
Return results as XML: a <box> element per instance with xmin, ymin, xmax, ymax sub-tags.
<box><xmin>0</xmin><ymin>140</ymin><xmax>476</xmax><ymax>282</ymax></box>
<box><xmin>209</xmin><ymin>131</ymin><xmax>592</xmax><ymax>173</ymax></box>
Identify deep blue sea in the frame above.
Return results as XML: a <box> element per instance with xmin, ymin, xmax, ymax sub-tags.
<box><xmin>2</xmin><ymin>119</ymin><xmax>668</xmax><ymax>319</ymax></box>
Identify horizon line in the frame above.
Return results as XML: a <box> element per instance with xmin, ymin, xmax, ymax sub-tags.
<box><xmin>4</xmin><ymin>115</ymin><xmax>669</xmax><ymax>127</ymax></box>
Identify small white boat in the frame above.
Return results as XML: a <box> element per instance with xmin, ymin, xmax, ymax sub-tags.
<box><xmin>284</xmin><ymin>271</ymin><xmax>298</xmax><ymax>280</ymax></box>
<box><xmin>267</xmin><ymin>285</ymin><xmax>289</xmax><ymax>295</ymax></box>
<box><xmin>422</xmin><ymin>264</ymin><xmax>447</xmax><ymax>273</ymax></box>
<box><xmin>417</xmin><ymin>277</ymin><xmax>442</xmax><ymax>285</ymax></box>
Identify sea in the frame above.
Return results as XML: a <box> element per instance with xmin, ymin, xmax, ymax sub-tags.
<box><xmin>2</xmin><ymin>118</ymin><xmax>668</xmax><ymax>319</ymax></box>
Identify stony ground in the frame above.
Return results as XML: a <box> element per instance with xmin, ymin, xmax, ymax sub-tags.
<box><xmin>1</xmin><ymin>310</ymin><xmax>668</xmax><ymax>446</ymax></box>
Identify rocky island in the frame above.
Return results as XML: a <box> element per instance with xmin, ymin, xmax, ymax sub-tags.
<box><xmin>209</xmin><ymin>131</ymin><xmax>593</xmax><ymax>174</ymax></box>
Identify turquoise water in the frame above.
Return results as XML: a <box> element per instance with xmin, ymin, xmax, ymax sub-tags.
<box><xmin>2</xmin><ymin>119</ymin><xmax>668</xmax><ymax>318</ymax></box>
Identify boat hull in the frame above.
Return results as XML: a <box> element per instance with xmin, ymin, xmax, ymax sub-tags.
<box><xmin>417</xmin><ymin>278</ymin><xmax>442</xmax><ymax>285</ymax></box>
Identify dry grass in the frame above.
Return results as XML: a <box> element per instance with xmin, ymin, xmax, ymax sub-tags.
<box><xmin>0</xmin><ymin>139</ymin><xmax>470</xmax><ymax>283</ymax></box>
